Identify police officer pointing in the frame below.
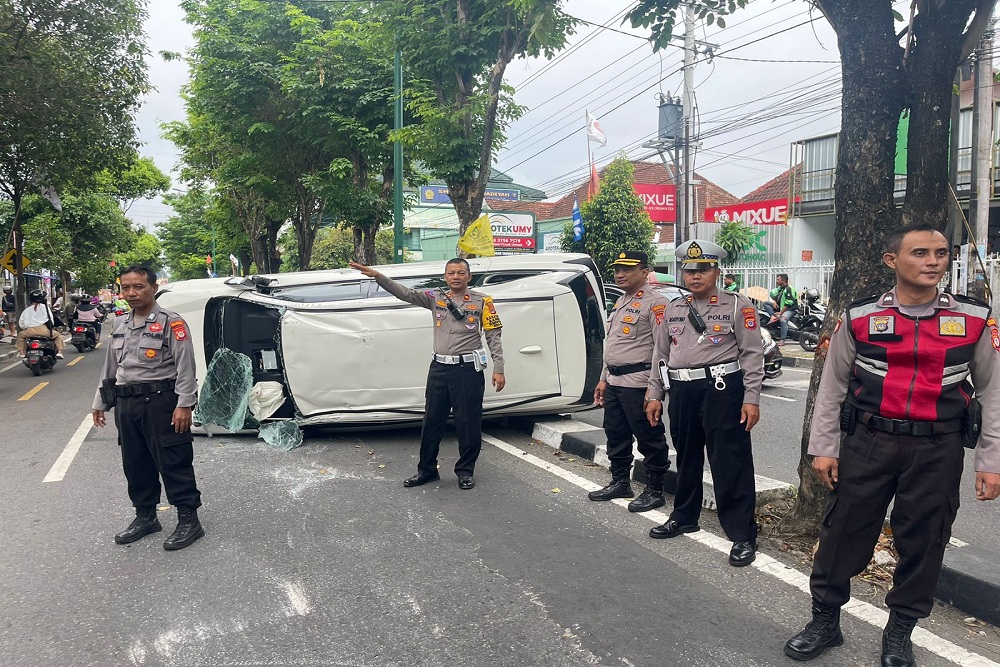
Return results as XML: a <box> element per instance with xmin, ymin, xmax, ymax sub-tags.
<box><xmin>92</xmin><ymin>265</ymin><xmax>204</xmax><ymax>550</ymax></box>
<box><xmin>784</xmin><ymin>224</ymin><xmax>1000</xmax><ymax>666</ymax></box>
<box><xmin>590</xmin><ymin>251</ymin><xmax>671</xmax><ymax>512</ymax></box>
<box><xmin>350</xmin><ymin>258</ymin><xmax>504</xmax><ymax>490</ymax></box>
<box><xmin>644</xmin><ymin>240</ymin><xmax>764</xmax><ymax>566</ymax></box>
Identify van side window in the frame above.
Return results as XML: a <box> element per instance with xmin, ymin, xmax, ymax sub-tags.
<box><xmin>268</xmin><ymin>282</ymin><xmax>367</xmax><ymax>303</ymax></box>
<box><xmin>369</xmin><ymin>277</ymin><xmax>447</xmax><ymax>297</ymax></box>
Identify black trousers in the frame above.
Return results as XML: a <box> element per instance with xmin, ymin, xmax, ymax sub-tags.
<box><xmin>666</xmin><ymin>372</ymin><xmax>757</xmax><ymax>542</ymax></box>
<box><xmin>418</xmin><ymin>361</ymin><xmax>485</xmax><ymax>477</ymax></box>
<box><xmin>603</xmin><ymin>384</ymin><xmax>668</xmax><ymax>474</ymax></box>
<box><xmin>810</xmin><ymin>427</ymin><xmax>964</xmax><ymax>618</ymax></box>
<box><xmin>115</xmin><ymin>391</ymin><xmax>202</xmax><ymax>510</ymax></box>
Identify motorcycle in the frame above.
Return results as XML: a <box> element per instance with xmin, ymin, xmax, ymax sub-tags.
<box><xmin>794</xmin><ymin>289</ymin><xmax>828</xmax><ymax>352</ymax></box>
<box><xmin>71</xmin><ymin>321</ymin><xmax>99</xmax><ymax>352</ymax></box>
<box><xmin>761</xmin><ymin>328</ymin><xmax>783</xmax><ymax>380</ymax></box>
<box><xmin>23</xmin><ymin>336</ymin><xmax>58</xmax><ymax>376</ymax></box>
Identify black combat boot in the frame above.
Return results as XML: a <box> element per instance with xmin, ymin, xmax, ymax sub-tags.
<box><xmin>588</xmin><ymin>463</ymin><xmax>633</xmax><ymax>501</ymax></box>
<box><xmin>784</xmin><ymin>600</ymin><xmax>844</xmax><ymax>661</ymax></box>
<box><xmin>881</xmin><ymin>611</ymin><xmax>917</xmax><ymax>667</ymax></box>
<box><xmin>627</xmin><ymin>470</ymin><xmax>666</xmax><ymax>512</ymax></box>
<box><xmin>114</xmin><ymin>506</ymin><xmax>162</xmax><ymax>544</ymax></box>
<box><xmin>163</xmin><ymin>506</ymin><xmax>205</xmax><ymax>551</ymax></box>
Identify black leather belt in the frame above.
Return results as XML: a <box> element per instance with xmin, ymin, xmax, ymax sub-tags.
<box><xmin>858</xmin><ymin>411</ymin><xmax>962</xmax><ymax>436</ymax></box>
<box><xmin>115</xmin><ymin>380</ymin><xmax>176</xmax><ymax>397</ymax></box>
<box><xmin>607</xmin><ymin>363</ymin><xmax>652</xmax><ymax>376</ymax></box>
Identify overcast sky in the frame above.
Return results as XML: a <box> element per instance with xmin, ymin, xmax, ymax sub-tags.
<box><xmin>130</xmin><ymin>0</ymin><xmax>849</xmax><ymax>230</ymax></box>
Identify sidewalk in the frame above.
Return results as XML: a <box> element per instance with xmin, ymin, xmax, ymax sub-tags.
<box><xmin>495</xmin><ymin>400</ymin><xmax>1000</xmax><ymax>628</ymax></box>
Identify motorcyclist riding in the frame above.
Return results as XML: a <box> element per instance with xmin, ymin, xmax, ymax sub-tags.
<box><xmin>75</xmin><ymin>295</ymin><xmax>106</xmax><ymax>340</ymax></box>
<box><xmin>16</xmin><ymin>290</ymin><xmax>64</xmax><ymax>359</ymax></box>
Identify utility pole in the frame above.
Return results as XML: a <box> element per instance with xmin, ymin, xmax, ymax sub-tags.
<box><xmin>968</xmin><ymin>22</ymin><xmax>994</xmax><ymax>299</ymax></box>
<box><xmin>392</xmin><ymin>44</ymin><xmax>405</xmax><ymax>264</ymax></box>
<box><xmin>681</xmin><ymin>5</ymin><xmax>696</xmax><ymax>250</ymax></box>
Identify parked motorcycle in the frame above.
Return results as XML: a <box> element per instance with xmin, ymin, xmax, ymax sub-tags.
<box><xmin>795</xmin><ymin>288</ymin><xmax>828</xmax><ymax>352</ymax></box>
<box><xmin>23</xmin><ymin>336</ymin><xmax>58</xmax><ymax>376</ymax></box>
<box><xmin>71</xmin><ymin>321</ymin><xmax>99</xmax><ymax>352</ymax></box>
<box><xmin>761</xmin><ymin>328</ymin><xmax>783</xmax><ymax>380</ymax></box>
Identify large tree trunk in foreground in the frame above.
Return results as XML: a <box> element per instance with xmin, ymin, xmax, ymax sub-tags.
<box><xmin>781</xmin><ymin>0</ymin><xmax>904</xmax><ymax>537</ymax></box>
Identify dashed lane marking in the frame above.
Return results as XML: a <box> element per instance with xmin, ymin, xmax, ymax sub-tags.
<box><xmin>18</xmin><ymin>382</ymin><xmax>49</xmax><ymax>401</ymax></box>
<box><xmin>67</xmin><ymin>356</ymin><xmax>85</xmax><ymax>367</ymax></box>
<box><xmin>0</xmin><ymin>361</ymin><xmax>20</xmax><ymax>374</ymax></box>
<box><xmin>759</xmin><ymin>393</ymin><xmax>797</xmax><ymax>403</ymax></box>
<box><xmin>43</xmin><ymin>414</ymin><xmax>93</xmax><ymax>483</ymax></box>
<box><xmin>483</xmin><ymin>432</ymin><xmax>1000</xmax><ymax>667</ymax></box>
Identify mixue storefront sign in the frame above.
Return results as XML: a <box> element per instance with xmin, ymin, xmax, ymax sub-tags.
<box><xmin>633</xmin><ymin>184</ymin><xmax>676</xmax><ymax>223</ymax></box>
<box><xmin>703</xmin><ymin>198</ymin><xmax>794</xmax><ymax>225</ymax></box>
<box><xmin>490</xmin><ymin>213</ymin><xmax>535</xmax><ymax>254</ymax></box>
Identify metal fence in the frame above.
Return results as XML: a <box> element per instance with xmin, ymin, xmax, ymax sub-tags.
<box><xmin>721</xmin><ymin>262</ymin><xmax>836</xmax><ymax>301</ymax></box>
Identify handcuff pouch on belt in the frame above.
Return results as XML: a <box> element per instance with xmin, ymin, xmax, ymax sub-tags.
<box><xmin>100</xmin><ymin>378</ymin><xmax>118</xmax><ymax>409</ymax></box>
<box><xmin>962</xmin><ymin>398</ymin><xmax>982</xmax><ymax>449</ymax></box>
<box><xmin>839</xmin><ymin>402</ymin><xmax>856</xmax><ymax>435</ymax></box>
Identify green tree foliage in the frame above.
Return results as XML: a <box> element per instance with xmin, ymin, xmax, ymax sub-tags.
<box><xmin>385</xmin><ymin>0</ymin><xmax>574</xmax><ymax>238</ymax></box>
<box><xmin>715</xmin><ymin>220</ymin><xmax>757</xmax><ymax>263</ymax></box>
<box><xmin>96</xmin><ymin>156</ymin><xmax>171</xmax><ymax>213</ymax></box>
<box><xmin>627</xmin><ymin>0</ymin><xmax>997</xmax><ymax>535</ymax></box>
<box><xmin>0</xmin><ymin>0</ymin><xmax>149</xmax><ymax>305</ymax></box>
<box><xmin>560</xmin><ymin>157</ymin><xmax>656</xmax><ymax>280</ymax></box>
<box><xmin>158</xmin><ymin>189</ymin><xmax>245</xmax><ymax>281</ymax></box>
<box><xmin>20</xmin><ymin>193</ymin><xmax>138</xmax><ymax>294</ymax></box>
<box><xmin>311</xmin><ymin>226</ymin><xmax>396</xmax><ymax>270</ymax></box>
<box><xmin>116</xmin><ymin>231</ymin><xmax>164</xmax><ymax>274</ymax></box>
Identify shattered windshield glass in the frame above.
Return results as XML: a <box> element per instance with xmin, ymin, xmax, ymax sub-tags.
<box><xmin>258</xmin><ymin>420</ymin><xmax>304</xmax><ymax>451</ymax></box>
<box><xmin>194</xmin><ymin>348</ymin><xmax>254</xmax><ymax>433</ymax></box>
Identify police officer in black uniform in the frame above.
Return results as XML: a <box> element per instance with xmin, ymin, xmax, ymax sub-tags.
<box><xmin>92</xmin><ymin>265</ymin><xmax>204</xmax><ymax>550</ymax></box>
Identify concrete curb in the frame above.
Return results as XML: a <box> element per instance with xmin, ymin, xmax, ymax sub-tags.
<box><xmin>496</xmin><ymin>413</ymin><xmax>1000</xmax><ymax>627</ymax></box>
<box><xmin>496</xmin><ymin>415</ymin><xmax>794</xmax><ymax>512</ymax></box>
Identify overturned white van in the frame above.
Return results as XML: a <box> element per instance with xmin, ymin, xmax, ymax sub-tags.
<box><xmin>155</xmin><ymin>253</ymin><xmax>608</xmax><ymax>428</ymax></box>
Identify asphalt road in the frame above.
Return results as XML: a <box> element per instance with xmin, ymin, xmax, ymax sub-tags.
<box><xmin>1</xmin><ymin>347</ymin><xmax>999</xmax><ymax>667</ymax></box>
<box><xmin>574</xmin><ymin>364</ymin><xmax>1000</xmax><ymax>553</ymax></box>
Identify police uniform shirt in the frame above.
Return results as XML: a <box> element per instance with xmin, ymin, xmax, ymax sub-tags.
<box><xmin>375</xmin><ymin>275</ymin><xmax>505</xmax><ymax>373</ymax></box>
<box><xmin>92</xmin><ymin>303</ymin><xmax>198</xmax><ymax>411</ymax></box>
<box><xmin>601</xmin><ymin>288</ymin><xmax>669</xmax><ymax>388</ymax></box>
<box><xmin>647</xmin><ymin>288</ymin><xmax>766</xmax><ymax>403</ymax></box>
<box><xmin>810</xmin><ymin>288</ymin><xmax>1000</xmax><ymax>472</ymax></box>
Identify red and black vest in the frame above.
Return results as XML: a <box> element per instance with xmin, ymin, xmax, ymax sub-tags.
<box><xmin>845</xmin><ymin>291</ymin><xmax>989</xmax><ymax>422</ymax></box>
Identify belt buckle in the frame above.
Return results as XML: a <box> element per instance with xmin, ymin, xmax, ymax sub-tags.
<box><xmin>894</xmin><ymin>419</ymin><xmax>912</xmax><ymax>435</ymax></box>
<box><xmin>677</xmin><ymin>368</ymin><xmax>692</xmax><ymax>382</ymax></box>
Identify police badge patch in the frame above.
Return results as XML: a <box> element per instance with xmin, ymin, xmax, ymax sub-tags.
<box><xmin>938</xmin><ymin>316</ymin><xmax>966</xmax><ymax>336</ymax></box>
<box><xmin>869</xmin><ymin>315</ymin><xmax>894</xmax><ymax>335</ymax></box>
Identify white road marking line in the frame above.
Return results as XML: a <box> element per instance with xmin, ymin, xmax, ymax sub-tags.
<box><xmin>42</xmin><ymin>415</ymin><xmax>93</xmax><ymax>483</ymax></box>
<box><xmin>759</xmin><ymin>393</ymin><xmax>797</xmax><ymax>402</ymax></box>
<box><xmin>483</xmin><ymin>433</ymin><xmax>1000</xmax><ymax>667</ymax></box>
<box><xmin>0</xmin><ymin>361</ymin><xmax>21</xmax><ymax>374</ymax></box>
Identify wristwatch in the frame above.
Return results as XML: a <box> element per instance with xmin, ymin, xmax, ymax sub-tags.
<box><xmin>644</xmin><ymin>396</ymin><xmax>661</xmax><ymax>403</ymax></box>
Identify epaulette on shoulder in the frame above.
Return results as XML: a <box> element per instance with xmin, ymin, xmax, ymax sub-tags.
<box><xmin>846</xmin><ymin>294</ymin><xmax>880</xmax><ymax>310</ymax></box>
<box><xmin>951</xmin><ymin>292</ymin><xmax>991</xmax><ymax>310</ymax></box>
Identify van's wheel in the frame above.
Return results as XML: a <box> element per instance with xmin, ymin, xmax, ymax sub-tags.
<box><xmin>799</xmin><ymin>327</ymin><xmax>820</xmax><ymax>352</ymax></box>
<box><xmin>31</xmin><ymin>362</ymin><xmax>42</xmax><ymax>377</ymax></box>
<box><xmin>75</xmin><ymin>343</ymin><xmax>86</xmax><ymax>353</ymax></box>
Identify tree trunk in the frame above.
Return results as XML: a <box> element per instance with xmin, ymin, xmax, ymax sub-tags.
<box><xmin>781</xmin><ymin>0</ymin><xmax>904</xmax><ymax>537</ymax></box>
<box><xmin>900</xmin><ymin>3</ymin><xmax>979</xmax><ymax>227</ymax></box>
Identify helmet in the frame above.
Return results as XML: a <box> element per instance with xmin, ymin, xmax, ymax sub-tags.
<box><xmin>2</xmin><ymin>286</ymin><xmax>10</xmax><ymax>293</ymax></box>
<box><xmin>90</xmin><ymin>296</ymin><xmax>100</xmax><ymax>305</ymax></box>
<box><xmin>805</xmin><ymin>288</ymin><xmax>820</xmax><ymax>302</ymax></box>
<box><xmin>28</xmin><ymin>289</ymin><xmax>46</xmax><ymax>303</ymax></box>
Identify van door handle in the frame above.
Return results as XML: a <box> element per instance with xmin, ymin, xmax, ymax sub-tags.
<box><xmin>519</xmin><ymin>345</ymin><xmax>542</xmax><ymax>354</ymax></box>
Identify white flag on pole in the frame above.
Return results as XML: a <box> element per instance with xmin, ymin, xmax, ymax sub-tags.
<box><xmin>586</xmin><ymin>110</ymin><xmax>607</xmax><ymax>148</ymax></box>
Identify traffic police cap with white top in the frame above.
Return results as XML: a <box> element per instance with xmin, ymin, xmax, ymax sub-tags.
<box><xmin>676</xmin><ymin>240</ymin><xmax>727</xmax><ymax>269</ymax></box>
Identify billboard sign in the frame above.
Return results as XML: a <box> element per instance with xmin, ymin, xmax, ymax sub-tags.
<box><xmin>703</xmin><ymin>198</ymin><xmax>797</xmax><ymax>225</ymax></box>
<box><xmin>421</xmin><ymin>186</ymin><xmax>520</xmax><ymax>204</ymax></box>
<box><xmin>489</xmin><ymin>212</ymin><xmax>535</xmax><ymax>253</ymax></box>
<box><xmin>633</xmin><ymin>184</ymin><xmax>676</xmax><ymax>223</ymax></box>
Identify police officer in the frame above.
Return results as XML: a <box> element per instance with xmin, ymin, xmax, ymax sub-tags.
<box><xmin>349</xmin><ymin>258</ymin><xmax>505</xmax><ymax>490</ymax></box>
<box><xmin>784</xmin><ymin>224</ymin><xmax>1000</xmax><ymax>666</ymax></box>
<box><xmin>92</xmin><ymin>265</ymin><xmax>204</xmax><ymax>550</ymax></box>
<box><xmin>590</xmin><ymin>251</ymin><xmax>671</xmax><ymax>512</ymax></box>
<box><xmin>644</xmin><ymin>240</ymin><xmax>764</xmax><ymax>566</ymax></box>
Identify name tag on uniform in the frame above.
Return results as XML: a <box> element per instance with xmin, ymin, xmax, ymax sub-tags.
<box><xmin>869</xmin><ymin>315</ymin><xmax>894</xmax><ymax>335</ymax></box>
<box><xmin>939</xmin><ymin>316</ymin><xmax>966</xmax><ymax>336</ymax></box>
